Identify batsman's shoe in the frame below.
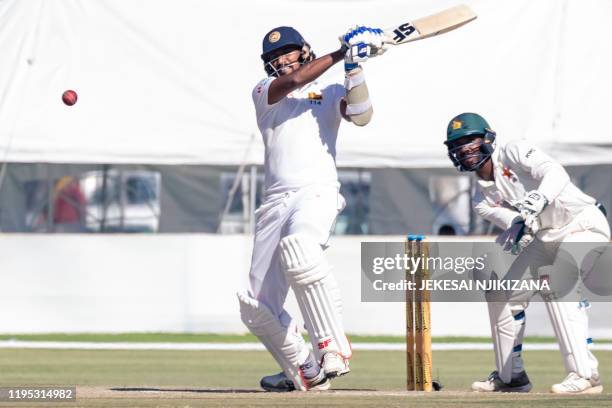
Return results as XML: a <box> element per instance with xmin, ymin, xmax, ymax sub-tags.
<box><xmin>260</xmin><ymin>372</ymin><xmax>295</xmax><ymax>392</ymax></box>
<box><xmin>471</xmin><ymin>370</ymin><xmax>532</xmax><ymax>392</ymax></box>
<box><xmin>260</xmin><ymin>371</ymin><xmax>330</xmax><ymax>392</ymax></box>
<box><xmin>551</xmin><ymin>372</ymin><xmax>603</xmax><ymax>394</ymax></box>
<box><xmin>321</xmin><ymin>351</ymin><xmax>350</xmax><ymax>378</ymax></box>
<box><xmin>304</xmin><ymin>367</ymin><xmax>332</xmax><ymax>391</ymax></box>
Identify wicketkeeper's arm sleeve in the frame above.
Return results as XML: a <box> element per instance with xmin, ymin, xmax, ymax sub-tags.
<box><xmin>473</xmin><ymin>190</ymin><xmax>518</xmax><ymax>230</ymax></box>
<box><xmin>504</xmin><ymin>140</ymin><xmax>570</xmax><ymax>202</ymax></box>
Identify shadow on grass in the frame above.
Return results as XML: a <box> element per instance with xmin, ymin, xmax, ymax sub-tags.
<box><xmin>111</xmin><ymin>387</ymin><xmax>263</xmax><ymax>393</ymax></box>
<box><xmin>110</xmin><ymin>387</ymin><xmax>379</xmax><ymax>393</ymax></box>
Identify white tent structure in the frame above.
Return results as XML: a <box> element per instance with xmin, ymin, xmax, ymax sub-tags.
<box><xmin>1</xmin><ymin>0</ymin><xmax>612</xmax><ymax>167</ymax></box>
<box><xmin>0</xmin><ymin>0</ymin><xmax>611</xmax><ymax>336</ymax></box>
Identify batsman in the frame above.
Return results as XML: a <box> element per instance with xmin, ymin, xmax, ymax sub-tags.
<box><xmin>237</xmin><ymin>26</ymin><xmax>386</xmax><ymax>391</ymax></box>
<box><xmin>444</xmin><ymin>112</ymin><xmax>610</xmax><ymax>394</ymax></box>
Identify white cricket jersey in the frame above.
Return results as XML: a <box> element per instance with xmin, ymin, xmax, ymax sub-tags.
<box><xmin>252</xmin><ymin>76</ymin><xmax>345</xmax><ymax>196</ymax></box>
<box><xmin>473</xmin><ymin>140</ymin><xmax>598</xmax><ymax>241</ymax></box>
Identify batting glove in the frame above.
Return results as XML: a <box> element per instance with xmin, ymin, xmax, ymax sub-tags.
<box><xmin>340</xmin><ymin>25</ymin><xmax>387</xmax><ymax>69</ymax></box>
<box><xmin>344</xmin><ymin>42</ymin><xmax>371</xmax><ymax>67</ymax></box>
<box><xmin>341</xmin><ymin>26</ymin><xmax>385</xmax><ymax>47</ymax></box>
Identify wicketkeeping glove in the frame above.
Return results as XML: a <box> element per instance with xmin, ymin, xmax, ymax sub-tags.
<box><xmin>496</xmin><ymin>217</ymin><xmax>535</xmax><ymax>255</ymax></box>
<box><xmin>516</xmin><ymin>190</ymin><xmax>548</xmax><ymax>218</ymax></box>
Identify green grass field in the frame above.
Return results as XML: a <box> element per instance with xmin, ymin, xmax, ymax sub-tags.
<box><xmin>0</xmin><ymin>339</ymin><xmax>611</xmax><ymax>407</ymax></box>
<box><xmin>0</xmin><ymin>332</ymin><xmax>590</xmax><ymax>343</ymax></box>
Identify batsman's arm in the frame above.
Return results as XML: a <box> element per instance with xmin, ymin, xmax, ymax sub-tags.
<box><xmin>341</xmin><ymin>66</ymin><xmax>373</xmax><ymax>126</ymax></box>
<box><xmin>268</xmin><ymin>49</ymin><xmax>345</xmax><ymax>104</ymax></box>
<box><xmin>339</xmin><ymin>25</ymin><xmax>387</xmax><ymax>126</ymax></box>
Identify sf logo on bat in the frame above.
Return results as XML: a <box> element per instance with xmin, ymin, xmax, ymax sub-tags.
<box><xmin>392</xmin><ymin>22</ymin><xmax>416</xmax><ymax>43</ymax></box>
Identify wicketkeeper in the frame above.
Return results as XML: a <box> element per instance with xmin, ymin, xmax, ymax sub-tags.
<box><xmin>444</xmin><ymin>112</ymin><xmax>610</xmax><ymax>394</ymax></box>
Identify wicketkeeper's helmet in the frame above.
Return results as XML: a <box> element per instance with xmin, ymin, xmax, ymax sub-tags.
<box><xmin>444</xmin><ymin>112</ymin><xmax>496</xmax><ymax>172</ymax></box>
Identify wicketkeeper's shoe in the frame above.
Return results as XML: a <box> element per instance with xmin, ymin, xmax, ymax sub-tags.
<box><xmin>259</xmin><ymin>371</ymin><xmax>330</xmax><ymax>392</ymax></box>
<box><xmin>471</xmin><ymin>370</ymin><xmax>532</xmax><ymax>392</ymax></box>
<box><xmin>551</xmin><ymin>372</ymin><xmax>603</xmax><ymax>394</ymax></box>
<box><xmin>321</xmin><ymin>351</ymin><xmax>350</xmax><ymax>378</ymax></box>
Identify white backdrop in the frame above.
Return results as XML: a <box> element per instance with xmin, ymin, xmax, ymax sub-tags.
<box><xmin>1</xmin><ymin>234</ymin><xmax>611</xmax><ymax>339</ymax></box>
<box><xmin>1</xmin><ymin>0</ymin><xmax>611</xmax><ymax>166</ymax></box>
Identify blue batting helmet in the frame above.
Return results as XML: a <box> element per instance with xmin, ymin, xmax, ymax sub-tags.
<box><xmin>261</xmin><ymin>27</ymin><xmax>306</xmax><ymax>59</ymax></box>
<box><xmin>260</xmin><ymin>26</ymin><xmax>315</xmax><ymax>76</ymax></box>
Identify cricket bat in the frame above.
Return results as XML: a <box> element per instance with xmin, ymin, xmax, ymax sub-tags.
<box><xmin>384</xmin><ymin>4</ymin><xmax>477</xmax><ymax>46</ymax></box>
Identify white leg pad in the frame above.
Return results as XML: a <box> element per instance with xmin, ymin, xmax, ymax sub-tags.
<box><xmin>587</xmin><ymin>336</ymin><xmax>599</xmax><ymax>375</ymax></box>
<box><xmin>545</xmin><ymin>300</ymin><xmax>593</xmax><ymax>379</ymax></box>
<box><xmin>485</xmin><ymin>297</ymin><xmax>527</xmax><ymax>384</ymax></box>
<box><xmin>279</xmin><ymin>233</ymin><xmax>352</xmax><ymax>361</ymax></box>
<box><xmin>238</xmin><ymin>292</ymin><xmax>310</xmax><ymax>390</ymax></box>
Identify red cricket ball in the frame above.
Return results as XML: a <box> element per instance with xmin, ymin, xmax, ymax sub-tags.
<box><xmin>62</xmin><ymin>90</ymin><xmax>78</xmax><ymax>106</ymax></box>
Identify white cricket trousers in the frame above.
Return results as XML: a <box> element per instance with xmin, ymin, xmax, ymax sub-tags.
<box><xmin>247</xmin><ymin>183</ymin><xmax>345</xmax><ymax>317</ymax></box>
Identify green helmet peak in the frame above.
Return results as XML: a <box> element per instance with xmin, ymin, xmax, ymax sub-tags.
<box><xmin>446</xmin><ymin>112</ymin><xmax>491</xmax><ymax>144</ymax></box>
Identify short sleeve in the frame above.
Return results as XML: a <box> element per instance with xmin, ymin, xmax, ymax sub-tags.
<box><xmin>322</xmin><ymin>83</ymin><xmax>345</xmax><ymax>121</ymax></box>
<box><xmin>252</xmin><ymin>77</ymin><xmax>278</xmax><ymax>121</ymax></box>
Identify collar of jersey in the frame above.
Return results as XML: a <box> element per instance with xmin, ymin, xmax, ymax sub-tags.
<box><xmin>476</xmin><ymin>143</ymin><xmax>502</xmax><ymax>188</ymax></box>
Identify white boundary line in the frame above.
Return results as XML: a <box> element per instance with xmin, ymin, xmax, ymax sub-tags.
<box><xmin>1</xmin><ymin>340</ymin><xmax>612</xmax><ymax>351</ymax></box>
